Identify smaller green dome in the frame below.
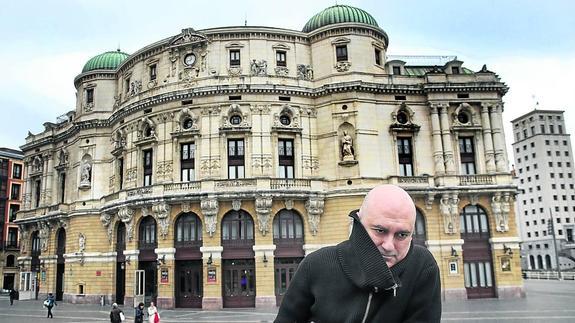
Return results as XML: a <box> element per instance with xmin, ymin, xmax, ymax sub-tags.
<box><xmin>303</xmin><ymin>5</ymin><xmax>379</xmax><ymax>33</ymax></box>
<box><xmin>82</xmin><ymin>50</ymin><xmax>129</xmax><ymax>73</ymax></box>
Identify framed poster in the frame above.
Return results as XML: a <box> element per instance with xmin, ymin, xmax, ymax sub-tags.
<box><xmin>501</xmin><ymin>257</ymin><xmax>511</xmax><ymax>272</ymax></box>
<box><xmin>449</xmin><ymin>261</ymin><xmax>458</xmax><ymax>274</ymax></box>
<box><xmin>160</xmin><ymin>268</ymin><xmax>169</xmax><ymax>284</ymax></box>
<box><xmin>207</xmin><ymin>267</ymin><xmax>216</xmax><ymax>283</ymax></box>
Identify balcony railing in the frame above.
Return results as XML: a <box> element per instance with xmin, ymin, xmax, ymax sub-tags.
<box><xmin>214</xmin><ymin>178</ymin><xmax>257</xmax><ymax>189</ymax></box>
<box><xmin>458</xmin><ymin>174</ymin><xmax>495</xmax><ymax>186</ymax></box>
<box><xmin>270</xmin><ymin>178</ymin><xmax>311</xmax><ymax>189</ymax></box>
<box><xmin>164</xmin><ymin>181</ymin><xmax>201</xmax><ymax>192</ymax></box>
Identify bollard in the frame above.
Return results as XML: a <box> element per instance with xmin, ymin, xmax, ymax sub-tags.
<box><xmin>100</xmin><ymin>295</ymin><xmax>105</xmax><ymax>306</ymax></box>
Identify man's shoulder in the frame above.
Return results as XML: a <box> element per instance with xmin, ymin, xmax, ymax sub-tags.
<box><xmin>410</xmin><ymin>245</ymin><xmax>439</xmax><ymax>267</ymax></box>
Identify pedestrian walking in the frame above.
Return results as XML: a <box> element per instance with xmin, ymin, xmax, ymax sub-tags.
<box><xmin>147</xmin><ymin>301</ymin><xmax>160</xmax><ymax>323</ymax></box>
<box><xmin>44</xmin><ymin>292</ymin><xmax>57</xmax><ymax>318</ymax></box>
<box><xmin>134</xmin><ymin>302</ymin><xmax>145</xmax><ymax>323</ymax></box>
<box><xmin>110</xmin><ymin>303</ymin><xmax>125</xmax><ymax>322</ymax></box>
<box><xmin>9</xmin><ymin>288</ymin><xmax>17</xmax><ymax>305</ymax></box>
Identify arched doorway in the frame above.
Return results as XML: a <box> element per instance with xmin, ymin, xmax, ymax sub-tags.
<box><xmin>174</xmin><ymin>212</ymin><xmax>203</xmax><ymax>308</ymax></box>
<box><xmin>529</xmin><ymin>255</ymin><xmax>535</xmax><ymax>270</ymax></box>
<box><xmin>221</xmin><ymin>210</ymin><xmax>255</xmax><ymax>308</ymax></box>
<box><xmin>273</xmin><ymin>209</ymin><xmax>304</xmax><ymax>306</ymax></box>
<box><xmin>460</xmin><ymin>205</ymin><xmax>495</xmax><ymax>298</ymax></box>
<box><xmin>115</xmin><ymin>222</ymin><xmax>126</xmax><ymax>304</ymax></box>
<box><xmin>31</xmin><ymin>231</ymin><xmax>41</xmax><ymax>300</ymax></box>
<box><xmin>413</xmin><ymin>209</ymin><xmax>427</xmax><ymax>248</ymax></box>
<box><xmin>545</xmin><ymin>254</ymin><xmax>552</xmax><ymax>269</ymax></box>
<box><xmin>55</xmin><ymin>228</ymin><xmax>66</xmax><ymax>301</ymax></box>
<box><xmin>138</xmin><ymin>216</ymin><xmax>158</xmax><ymax>305</ymax></box>
<box><xmin>537</xmin><ymin>255</ymin><xmax>544</xmax><ymax>269</ymax></box>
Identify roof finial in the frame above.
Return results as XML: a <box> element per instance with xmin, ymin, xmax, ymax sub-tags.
<box><xmin>117</xmin><ymin>43</ymin><xmax>121</xmax><ymax>52</ymax></box>
<box><xmin>245</xmin><ymin>13</ymin><xmax>247</xmax><ymax>26</ymax></box>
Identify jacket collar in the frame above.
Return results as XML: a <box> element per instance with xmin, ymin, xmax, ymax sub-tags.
<box><xmin>337</xmin><ymin>211</ymin><xmax>410</xmax><ymax>291</ymax></box>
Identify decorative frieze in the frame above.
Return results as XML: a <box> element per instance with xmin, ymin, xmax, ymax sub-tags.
<box><xmin>440</xmin><ymin>194</ymin><xmax>460</xmax><ymax>234</ymax></box>
<box><xmin>335</xmin><ymin>61</ymin><xmax>351</xmax><ymax>72</ymax></box>
<box><xmin>39</xmin><ymin>221</ymin><xmax>51</xmax><ymax>252</ymax></box>
<box><xmin>492</xmin><ymin>192</ymin><xmax>511</xmax><ymax>232</ymax></box>
<box><xmin>296</xmin><ymin>64</ymin><xmax>313</xmax><ymax>80</ymax></box>
<box><xmin>100</xmin><ymin>212</ymin><xmax>115</xmax><ymax>244</ymax></box>
<box><xmin>250</xmin><ymin>59</ymin><xmax>268</xmax><ymax>76</ymax></box>
<box><xmin>118</xmin><ymin>206</ymin><xmax>135</xmax><ymax>241</ymax></box>
<box><xmin>153</xmin><ymin>202</ymin><xmax>171</xmax><ymax>239</ymax></box>
<box><xmin>274</xmin><ymin>66</ymin><xmax>289</xmax><ymax>77</ymax></box>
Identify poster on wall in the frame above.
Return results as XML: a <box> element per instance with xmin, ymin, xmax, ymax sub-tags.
<box><xmin>41</xmin><ymin>270</ymin><xmax>46</xmax><ymax>282</ymax></box>
<box><xmin>160</xmin><ymin>268</ymin><xmax>168</xmax><ymax>284</ymax></box>
<box><xmin>207</xmin><ymin>268</ymin><xmax>216</xmax><ymax>283</ymax></box>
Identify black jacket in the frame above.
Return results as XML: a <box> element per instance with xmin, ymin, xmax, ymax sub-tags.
<box><xmin>275</xmin><ymin>211</ymin><xmax>441</xmax><ymax>323</ymax></box>
<box><xmin>110</xmin><ymin>308</ymin><xmax>123</xmax><ymax>323</ymax></box>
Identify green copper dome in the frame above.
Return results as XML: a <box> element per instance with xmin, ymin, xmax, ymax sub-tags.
<box><xmin>303</xmin><ymin>5</ymin><xmax>379</xmax><ymax>33</ymax></box>
<box><xmin>82</xmin><ymin>50</ymin><xmax>130</xmax><ymax>73</ymax></box>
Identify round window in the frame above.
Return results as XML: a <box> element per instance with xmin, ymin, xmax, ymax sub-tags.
<box><xmin>183</xmin><ymin>118</ymin><xmax>193</xmax><ymax>129</ymax></box>
<box><xmin>280</xmin><ymin>115</ymin><xmax>291</xmax><ymax>126</ymax></box>
<box><xmin>230</xmin><ymin>115</ymin><xmax>242</xmax><ymax>125</ymax></box>
<box><xmin>397</xmin><ymin>111</ymin><xmax>409</xmax><ymax>124</ymax></box>
<box><xmin>457</xmin><ymin>111</ymin><xmax>470</xmax><ymax>124</ymax></box>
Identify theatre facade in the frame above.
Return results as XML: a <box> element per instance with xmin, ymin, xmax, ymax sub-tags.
<box><xmin>15</xmin><ymin>5</ymin><xmax>522</xmax><ymax>309</ymax></box>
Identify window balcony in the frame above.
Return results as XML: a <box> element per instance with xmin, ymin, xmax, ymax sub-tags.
<box><xmin>458</xmin><ymin>174</ymin><xmax>496</xmax><ymax>186</ymax></box>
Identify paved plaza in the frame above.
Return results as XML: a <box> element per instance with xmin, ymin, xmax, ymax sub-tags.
<box><xmin>1</xmin><ymin>280</ymin><xmax>574</xmax><ymax>322</ymax></box>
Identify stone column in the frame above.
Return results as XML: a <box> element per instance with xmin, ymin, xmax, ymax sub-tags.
<box><xmin>200</xmin><ymin>246</ymin><xmax>224</xmax><ymax>309</ymax></box>
<box><xmin>430</xmin><ymin>104</ymin><xmax>446</xmax><ymax>175</ymax></box>
<box><xmin>40</xmin><ymin>155</ymin><xmax>49</xmax><ymax>206</ymax></box>
<box><xmin>439</xmin><ymin>104</ymin><xmax>456</xmax><ymax>174</ymax></box>
<box><xmin>155</xmin><ymin>247</ymin><xmax>176</xmax><ymax>309</ymax></box>
<box><xmin>481</xmin><ymin>103</ymin><xmax>496</xmax><ymax>173</ymax></box>
<box><xmin>24</xmin><ymin>159</ymin><xmax>33</xmax><ymax>209</ymax></box>
<box><xmin>254</xmin><ymin>244</ymin><xmax>277</xmax><ymax>308</ymax></box>
<box><xmin>490</xmin><ymin>103</ymin><xmax>508</xmax><ymax>172</ymax></box>
<box><xmin>44</xmin><ymin>153</ymin><xmax>54</xmax><ymax>206</ymax></box>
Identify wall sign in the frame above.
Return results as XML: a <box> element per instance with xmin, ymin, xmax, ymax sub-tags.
<box><xmin>160</xmin><ymin>268</ymin><xmax>169</xmax><ymax>284</ymax></box>
<box><xmin>207</xmin><ymin>267</ymin><xmax>216</xmax><ymax>283</ymax></box>
<box><xmin>449</xmin><ymin>261</ymin><xmax>458</xmax><ymax>274</ymax></box>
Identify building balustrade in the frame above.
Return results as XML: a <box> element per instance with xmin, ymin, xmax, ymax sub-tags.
<box><xmin>164</xmin><ymin>181</ymin><xmax>201</xmax><ymax>192</ymax></box>
<box><xmin>458</xmin><ymin>174</ymin><xmax>495</xmax><ymax>186</ymax></box>
<box><xmin>270</xmin><ymin>178</ymin><xmax>311</xmax><ymax>189</ymax></box>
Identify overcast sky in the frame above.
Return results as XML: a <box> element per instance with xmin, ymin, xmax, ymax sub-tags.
<box><xmin>1</xmin><ymin>0</ymin><xmax>574</xmax><ymax>166</ymax></box>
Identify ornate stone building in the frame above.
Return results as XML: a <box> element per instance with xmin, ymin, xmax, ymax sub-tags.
<box><xmin>15</xmin><ymin>5</ymin><xmax>522</xmax><ymax>308</ymax></box>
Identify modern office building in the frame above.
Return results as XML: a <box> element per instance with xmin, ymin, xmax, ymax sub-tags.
<box><xmin>511</xmin><ymin>109</ymin><xmax>575</xmax><ymax>271</ymax></box>
<box><xmin>15</xmin><ymin>4</ymin><xmax>522</xmax><ymax>308</ymax></box>
<box><xmin>0</xmin><ymin>148</ymin><xmax>24</xmax><ymax>291</ymax></box>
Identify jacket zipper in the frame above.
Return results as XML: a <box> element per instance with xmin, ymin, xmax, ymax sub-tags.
<box><xmin>386</xmin><ymin>283</ymin><xmax>399</xmax><ymax>297</ymax></box>
<box><xmin>361</xmin><ymin>292</ymin><xmax>373</xmax><ymax>323</ymax></box>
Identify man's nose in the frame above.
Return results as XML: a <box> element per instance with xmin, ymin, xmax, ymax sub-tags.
<box><xmin>380</xmin><ymin>235</ymin><xmax>395</xmax><ymax>252</ymax></box>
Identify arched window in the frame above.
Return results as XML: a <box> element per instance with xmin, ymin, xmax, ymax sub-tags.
<box><xmin>529</xmin><ymin>255</ymin><xmax>535</xmax><ymax>270</ymax></box>
<box><xmin>221</xmin><ymin>210</ymin><xmax>254</xmax><ymax>245</ymax></box>
<box><xmin>537</xmin><ymin>255</ymin><xmax>543</xmax><ymax>269</ymax></box>
<box><xmin>6</xmin><ymin>255</ymin><xmax>15</xmax><ymax>267</ymax></box>
<box><xmin>175</xmin><ymin>212</ymin><xmax>202</xmax><ymax>247</ymax></box>
<box><xmin>273</xmin><ymin>210</ymin><xmax>303</xmax><ymax>242</ymax></box>
<box><xmin>413</xmin><ymin>209</ymin><xmax>427</xmax><ymax>247</ymax></box>
<box><xmin>460</xmin><ymin>205</ymin><xmax>490</xmax><ymax>237</ymax></box>
<box><xmin>139</xmin><ymin>217</ymin><xmax>157</xmax><ymax>249</ymax></box>
<box><xmin>57</xmin><ymin>228</ymin><xmax>66</xmax><ymax>256</ymax></box>
<box><xmin>545</xmin><ymin>254</ymin><xmax>552</xmax><ymax>269</ymax></box>
<box><xmin>116</xmin><ymin>222</ymin><xmax>126</xmax><ymax>253</ymax></box>
<box><xmin>31</xmin><ymin>231</ymin><xmax>41</xmax><ymax>256</ymax></box>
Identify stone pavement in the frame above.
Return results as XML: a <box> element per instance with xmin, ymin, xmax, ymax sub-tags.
<box><xmin>1</xmin><ymin>280</ymin><xmax>574</xmax><ymax>322</ymax></box>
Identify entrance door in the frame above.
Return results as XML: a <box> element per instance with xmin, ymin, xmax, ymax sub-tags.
<box><xmin>175</xmin><ymin>260</ymin><xmax>203</xmax><ymax>308</ymax></box>
<box><xmin>56</xmin><ymin>264</ymin><xmax>65</xmax><ymax>301</ymax></box>
<box><xmin>223</xmin><ymin>259</ymin><xmax>255</xmax><ymax>308</ymax></box>
<box><xmin>134</xmin><ymin>270</ymin><xmax>145</xmax><ymax>308</ymax></box>
<box><xmin>138</xmin><ymin>262</ymin><xmax>157</xmax><ymax>305</ymax></box>
<box><xmin>274</xmin><ymin>258</ymin><xmax>302</xmax><ymax>306</ymax></box>
<box><xmin>116</xmin><ymin>262</ymin><xmax>125</xmax><ymax>304</ymax></box>
<box><xmin>460</xmin><ymin>205</ymin><xmax>496</xmax><ymax>299</ymax></box>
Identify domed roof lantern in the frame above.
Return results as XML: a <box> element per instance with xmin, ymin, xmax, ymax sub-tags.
<box><xmin>302</xmin><ymin>4</ymin><xmax>379</xmax><ymax>33</ymax></box>
<box><xmin>81</xmin><ymin>49</ymin><xmax>129</xmax><ymax>73</ymax></box>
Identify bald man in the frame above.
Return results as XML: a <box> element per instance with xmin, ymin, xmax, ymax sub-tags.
<box><xmin>275</xmin><ymin>185</ymin><xmax>441</xmax><ymax>323</ymax></box>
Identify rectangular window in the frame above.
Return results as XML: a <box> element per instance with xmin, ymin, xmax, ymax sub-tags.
<box><xmin>374</xmin><ymin>48</ymin><xmax>381</xmax><ymax>65</ymax></box>
<box><xmin>392</xmin><ymin>66</ymin><xmax>401</xmax><ymax>75</ymax></box>
<box><xmin>335</xmin><ymin>45</ymin><xmax>348</xmax><ymax>62</ymax></box>
<box><xmin>86</xmin><ymin>88</ymin><xmax>94</xmax><ymax>104</ymax></box>
<box><xmin>541</xmin><ymin>125</ymin><xmax>545</xmax><ymax>134</ymax></box>
<box><xmin>9</xmin><ymin>204</ymin><xmax>19</xmax><ymax>222</ymax></box>
<box><xmin>118</xmin><ymin>157</ymin><xmax>124</xmax><ymax>190</ymax></box>
<box><xmin>451</xmin><ymin>66</ymin><xmax>460</xmax><ymax>74</ymax></box>
<box><xmin>559</xmin><ymin>125</ymin><xmax>563</xmax><ymax>134</ymax></box>
<box><xmin>143</xmin><ymin>149</ymin><xmax>153</xmax><ymax>186</ymax></box>
<box><xmin>459</xmin><ymin>137</ymin><xmax>476</xmax><ymax>175</ymax></box>
<box><xmin>34</xmin><ymin>179</ymin><xmax>41</xmax><ymax>208</ymax></box>
<box><xmin>278</xmin><ymin>139</ymin><xmax>294</xmax><ymax>179</ymax></box>
<box><xmin>10</xmin><ymin>183</ymin><xmax>20</xmax><ymax>200</ymax></box>
<box><xmin>229</xmin><ymin>50</ymin><xmax>240</xmax><ymax>66</ymax></box>
<box><xmin>149</xmin><ymin>64</ymin><xmax>157</xmax><ymax>80</ymax></box>
<box><xmin>12</xmin><ymin>164</ymin><xmax>22</xmax><ymax>179</ymax></box>
<box><xmin>397</xmin><ymin>137</ymin><xmax>413</xmax><ymax>176</ymax></box>
<box><xmin>276</xmin><ymin>51</ymin><xmax>287</xmax><ymax>67</ymax></box>
<box><xmin>125</xmin><ymin>77</ymin><xmax>130</xmax><ymax>94</ymax></box>
<box><xmin>550</xmin><ymin>125</ymin><xmax>555</xmax><ymax>134</ymax></box>
<box><xmin>181</xmin><ymin>143</ymin><xmax>196</xmax><ymax>182</ymax></box>
<box><xmin>228</xmin><ymin>139</ymin><xmax>245</xmax><ymax>179</ymax></box>
<box><xmin>7</xmin><ymin>228</ymin><xmax>18</xmax><ymax>247</ymax></box>
<box><xmin>59</xmin><ymin>173</ymin><xmax>66</xmax><ymax>204</ymax></box>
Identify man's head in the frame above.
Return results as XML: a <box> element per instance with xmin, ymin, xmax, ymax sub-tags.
<box><xmin>357</xmin><ymin>184</ymin><xmax>416</xmax><ymax>268</ymax></box>
<box><xmin>112</xmin><ymin>303</ymin><xmax>118</xmax><ymax>309</ymax></box>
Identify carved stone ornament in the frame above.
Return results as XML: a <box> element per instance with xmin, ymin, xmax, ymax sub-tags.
<box><xmin>492</xmin><ymin>192</ymin><xmax>510</xmax><ymax>232</ymax></box>
<box><xmin>153</xmin><ymin>202</ymin><xmax>171</xmax><ymax>239</ymax></box>
<box><xmin>169</xmin><ymin>28</ymin><xmax>208</xmax><ymax>46</ymax></box>
<box><xmin>250</xmin><ymin>59</ymin><xmax>267</xmax><ymax>76</ymax></box>
<box><xmin>232</xmin><ymin>199</ymin><xmax>242</xmax><ymax>211</ymax></box>
<box><xmin>118</xmin><ymin>206</ymin><xmax>135</xmax><ymax>241</ymax></box>
<box><xmin>39</xmin><ymin>221</ymin><xmax>51</xmax><ymax>252</ymax></box>
<box><xmin>305</xmin><ymin>197</ymin><xmax>325</xmax><ymax>236</ymax></box>
<box><xmin>19</xmin><ymin>225</ymin><xmax>29</xmax><ymax>254</ymax></box>
<box><xmin>425</xmin><ymin>193</ymin><xmax>434</xmax><ymax>210</ymax></box>
<box><xmin>296</xmin><ymin>64</ymin><xmax>313</xmax><ymax>80</ymax></box>
<box><xmin>181</xmin><ymin>202</ymin><xmax>191</xmax><ymax>213</ymax></box>
<box><xmin>100</xmin><ymin>212</ymin><xmax>115</xmax><ymax>244</ymax></box>
<box><xmin>255</xmin><ymin>196</ymin><xmax>273</xmax><ymax>236</ymax></box>
<box><xmin>201</xmin><ymin>198</ymin><xmax>219</xmax><ymax>237</ymax></box>
<box><xmin>274</xmin><ymin>66</ymin><xmax>289</xmax><ymax>77</ymax></box>
<box><xmin>228</xmin><ymin>66</ymin><xmax>242</xmax><ymax>77</ymax></box>
<box><xmin>284</xmin><ymin>199</ymin><xmax>294</xmax><ymax>210</ymax></box>
<box><xmin>469</xmin><ymin>194</ymin><xmax>480</xmax><ymax>206</ymax></box>
<box><xmin>440</xmin><ymin>194</ymin><xmax>459</xmax><ymax>234</ymax></box>
<box><xmin>78</xmin><ymin>232</ymin><xmax>86</xmax><ymax>253</ymax></box>
<box><xmin>335</xmin><ymin>61</ymin><xmax>351</xmax><ymax>72</ymax></box>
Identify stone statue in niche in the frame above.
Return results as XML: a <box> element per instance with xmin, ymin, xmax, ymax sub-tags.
<box><xmin>341</xmin><ymin>131</ymin><xmax>355</xmax><ymax>161</ymax></box>
<box><xmin>250</xmin><ymin>59</ymin><xmax>267</xmax><ymax>76</ymax></box>
<box><xmin>80</xmin><ymin>160</ymin><xmax>92</xmax><ymax>185</ymax></box>
<box><xmin>78</xmin><ymin>233</ymin><xmax>86</xmax><ymax>253</ymax></box>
